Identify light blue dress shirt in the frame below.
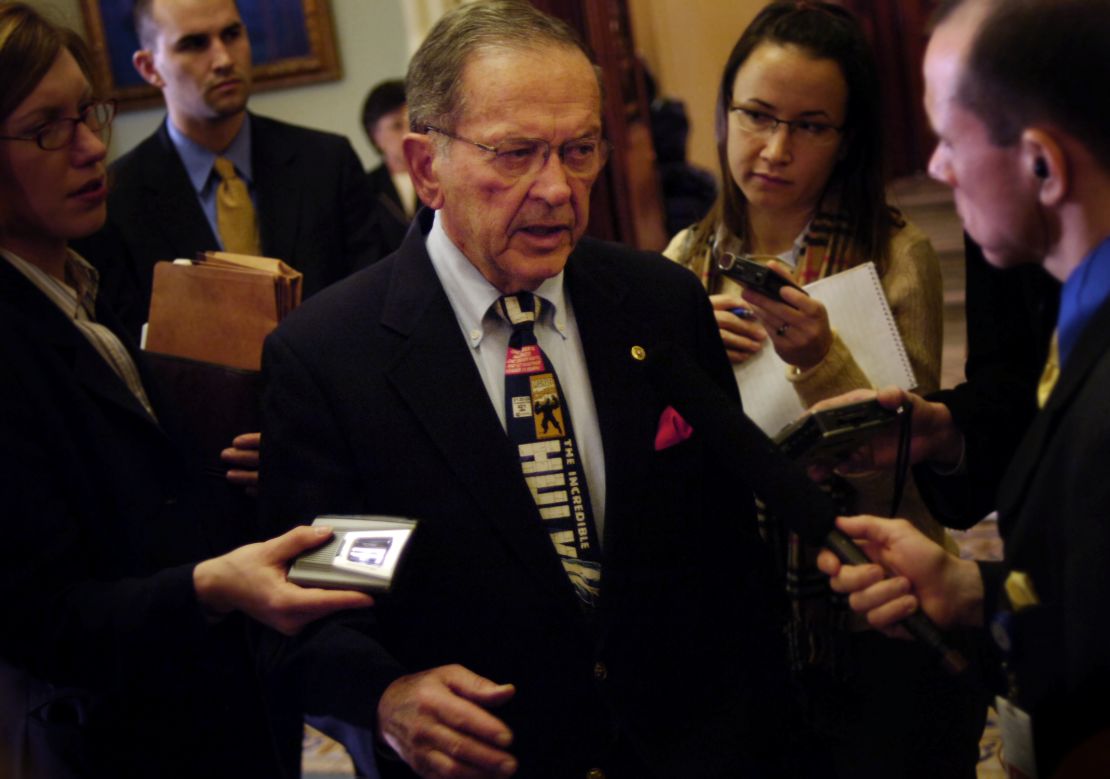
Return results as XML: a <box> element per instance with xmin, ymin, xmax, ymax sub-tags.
<box><xmin>166</xmin><ymin>115</ymin><xmax>255</xmax><ymax>251</ymax></box>
<box><xmin>425</xmin><ymin>211</ymin><xmax>607</xmax><ymax>539</ymax></box>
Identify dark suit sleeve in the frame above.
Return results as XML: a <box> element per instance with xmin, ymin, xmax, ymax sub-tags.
<box><xmin>916</xmin><ymin>237</ymin><xmax>1060</xmax><ymax>527</ymax></box>
<box><xmin>257</xmin><ymin>326</ymin><xmax>406</xmax><ymax>726</ymax></box>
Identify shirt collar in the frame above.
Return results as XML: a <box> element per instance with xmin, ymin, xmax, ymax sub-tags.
<box><xmin>166</xmin><ymin>113</ymin><xmax>253</xmax><ymax>194</ymax></box>
<box><xmin>1058</xmin><ymin>234</ymin><xmax>1110</xmax><ymax>366</ymax></box>
<box><xmin>0</xmin><ymin>247</ymin><xmax>99</xmax><ymax>320</ymax></box>
<box><xmin>712</xmin><ymin>221</ymin><xmax>806</xmax><ymax>268</ymax></box>
<box><xmin>425</xmin><ymin>211</ymin><xmax>568</xmax><ymax>349</ymax></box>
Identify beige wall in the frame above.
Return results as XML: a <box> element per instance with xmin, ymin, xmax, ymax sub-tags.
<box><xmin>27</xmin><ymin>0</ymin><xmax>410</xmax><ymax>167</ymax></box>
<box><xmin>629</xmin><ymin>0</ymin><xmax>765</xmax><ymax>178</ymax></box>
<box><xmin>27</xmin><ymin>0</ymin><xmax>766</xmax><ymax>177</ymax></box>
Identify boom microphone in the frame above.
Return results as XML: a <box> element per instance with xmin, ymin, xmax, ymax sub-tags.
<box><xmin>644</xmin><ymin>342</ymin><xmax>968</xmax><ymax>675</ymax></box>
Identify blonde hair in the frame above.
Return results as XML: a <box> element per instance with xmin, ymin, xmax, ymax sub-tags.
<box><xmin>0</xmin><ymin>2</ymin><xmax>97</xmax><ymax>124</ymax></box>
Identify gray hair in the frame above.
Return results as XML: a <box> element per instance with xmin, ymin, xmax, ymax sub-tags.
<box><xmin>406</xmin><ymin>0</ymin><xmax>597</xmax><ymax>133</ymax></box>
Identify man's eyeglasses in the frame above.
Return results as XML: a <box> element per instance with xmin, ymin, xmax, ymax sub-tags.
<box><xmin>424</xmin><ymin>125</ymin><xmax>610</xmax><ymax>180</ymax></box>
<box><xmin>729</xmin><ymin>106</ymin><xmax>843</xmax><ymax>147</ymax></box>
<box><xmin>0</xmin><ymin>100</ymin><xmax>117</xmax><ymax>151</ymax></box>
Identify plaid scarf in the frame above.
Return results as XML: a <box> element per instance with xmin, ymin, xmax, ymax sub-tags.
<box><xmin>699</xmin><ymin>210</ymin><xmax>862</xmax><ymax>290</ymax></box>
<box><xmin>677</xmin><ymin>207</ymin><xmax>903</xmax><ymax>676</ymax></box>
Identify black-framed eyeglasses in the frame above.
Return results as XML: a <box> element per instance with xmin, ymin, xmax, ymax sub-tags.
<box><xmin>0</xmin><ymin>100</ymin><xmax>117</xmax><ymax>151</ymax></box>
<box><xmin>729</xmin><ymin>105</ymin><xmax>843</xmax><ymax>147</ymax></box>
<box><xmin>424</xmin><ymin>125</ymin><xmax>610</xmax><ymax>180</ymax></box>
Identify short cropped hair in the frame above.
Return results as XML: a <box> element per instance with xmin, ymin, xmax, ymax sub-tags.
<box><xmin>0</xmin><ymin>2</ymin><xmax>97</xmax><ymax>124</ymax></box>
<box><xmin>360</xmin><ymin>78</ymin><xmax>405</xmax><ymax>150</ymax></box>
<box><xmin>132</xmin><ymin>0</ymin><xmax>157</xmax><ymax>49</ymax></box>
<box><xmin>132</xmin><ymin>0</ymin><xmax>242</xmax><ymax>49</ymax></box>
<box><xmin>405</xmin><ymin>0</ymin><xmax>596</xmax><ymax>134</ymax></box>
<box><xmin>953</xmin><ymin>0</ymin><xmax>1110</xmax><ymax>171</ymax></box>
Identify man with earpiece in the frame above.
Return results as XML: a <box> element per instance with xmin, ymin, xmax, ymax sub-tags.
<box><xmin>816</xmin><ymin>1</ymin><xmax>1110</xmax><ymax>776</ymax></box>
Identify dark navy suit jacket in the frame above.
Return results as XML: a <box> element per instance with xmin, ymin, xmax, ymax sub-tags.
<box><xmin>987</xmin><ymin>290</ymin><xmax>1110</xmax><ymax>774</ymax></box>
<box><xmin>73</xmin><ymin>113</ymin><xmax>386</xmax><ymax>337</ymax></box>
<box><xmin>0</xmin><ymin>258</ymin><xmax>297</xmax><ymax>778</ymax></box>
<box><xmin>258</xmin><ymin>212</ymin><xmax>790</xmax><ymax>778</ymax></box>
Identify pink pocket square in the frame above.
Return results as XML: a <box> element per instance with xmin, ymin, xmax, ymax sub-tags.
<box><xmin>654</xmin><ymin>405</ymin><xmax>694</xmax><ymax>451</ymax></box>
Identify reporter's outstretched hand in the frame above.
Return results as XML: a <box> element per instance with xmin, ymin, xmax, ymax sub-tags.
<box><xmin>193</xmin><ymin>525</ymin><xmax>374</xmax><ymax>635</ymax></box>
<box><xmin>807</xmin><ymin>386</ymin><xmax>965</xmax><ymax>479</ymax></box>
<box><xmin>816</xmin><ymin>515</ymin><xmax>984</xmax><ymax>636</ymax></box>
<box><xmin>378</xmin><ymin>664</ymin><xmax>518</xmax><ymax>778</ymax></box>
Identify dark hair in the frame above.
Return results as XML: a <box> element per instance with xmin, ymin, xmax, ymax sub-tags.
<box><xmin>685</xmin><ymin>1</ymin><xmax>892</xmax><ymax>267</ymax></box>
<box><xmin>0</xmin><ymin>2</ymin><xmax>98</xmax><ymax>124</ymax></box>
<box><xmin>954</xmin><ymin>0</ymin><xmax>1110</xmax><ymax>172</ymax></box>
<box><xmin>406</xmin><ymin>0</ymin><xmax>596</xmax><ymax>133</ymax></box>
<box><xmin>133</xmin><ymin>0</ymin><xmax>241</xmax><ymax>49</ymax></box>
<box><xmin>132</xmin><ymin>0</ymin><xmax>157</xmax><ymax>48</ymax></box>
<box><xmin>360</xmin><ymin>79</ymin><xmax>405</xmax><ymax>150</ymax></box>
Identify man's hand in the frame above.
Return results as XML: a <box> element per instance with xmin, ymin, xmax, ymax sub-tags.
<box><xmin>709</xmin><ymin>293</ymin><xmax>768</xmax><ymax>364</ymax></box>
<box><xmin>816</xmin><ymin>515</ymin><xmax>984</xmax><ymax>634</ymax></box>
<box><xmin>193</xmin><ymin>525</ymin><xmax>374</xmax><ymax>635</ymax></box>
<box><xmin>221</xmin><ymin>432</ymin><xmax>261</xmax><ymax>495</ymax></box>
<box><xmin>808</xmin><ymin>386</ymin><xmax>965</xmax><ymax>479</ymax></box>
<box><xmin>378</xmin><ymin>665</ymin><xmax>518</xmax><ymax>778</ymax></box>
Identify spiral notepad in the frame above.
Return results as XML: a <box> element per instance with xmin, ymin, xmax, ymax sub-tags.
<box><xmin>734</xmin><ymin>261</ymin><xmax>916</xmax><ymax>435</ymax></box>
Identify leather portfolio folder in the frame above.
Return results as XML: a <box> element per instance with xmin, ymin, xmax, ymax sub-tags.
<box><xmin>143</xmin><ymin>351</ymin><xmax>263</xmax><ymax>479</ymax></box>
<box><xmin>145</xmin><ymin>251</ymin><xmax>302</xmax><ymax>371</ymax></box>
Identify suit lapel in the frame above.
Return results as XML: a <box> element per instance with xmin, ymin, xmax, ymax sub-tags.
<box><xmin>250</xmin><ymin>116</ymin><xmax>301</xmax><ymax>259</ymax></box>
<box><xmin>139</xmin><ymin>123</ymin><xmax>219</xmax><ymax>258</ymax></box>
<box><xmin>381</xmin><ymin>220</ymin><xmax>581</xmax><ymax>613</ymax></box>
<box><xmin>997</xmin><ymin>295</ymin><xmax>1110</xmax><ymax>531</ymax></box>
<box><xmin>564</xmin><ymin>245</ymin><xmax>664</xmax><ymax>554</ymax></box>
<box><xmin>0</xmin><ymin>260</ymin><xmax>166</xmax><ymax>436</ymax></box>
<box><xmin>371</xmin><ymin>166</ymin><xmax>408</xmax><ymax>224</ymax></box>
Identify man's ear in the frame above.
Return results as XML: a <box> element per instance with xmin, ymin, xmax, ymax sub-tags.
<box><xmin>404</xmin><ymin>132</ymin><xmax>444</xmax><ymax>210</ymax></box>
<box><xmin>1021</xmin><ymin>128</ymin><xmax>1066</xmax><ymax>206</ymax></box>
<box><xmin>132</xmin><ymin>49</ymin><xmax>164</xmax><ymax>89</ymax></box>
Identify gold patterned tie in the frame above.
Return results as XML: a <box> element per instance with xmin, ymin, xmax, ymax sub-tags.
<box><xmin>1036</xmin><ymin>331</ymin><xmax>1059</xmax><ymax>409</ymax></box>
<box><xmin>213</xmin><ymin>156</ymin><xmax>261</xmax><ymax>255</ymax></box>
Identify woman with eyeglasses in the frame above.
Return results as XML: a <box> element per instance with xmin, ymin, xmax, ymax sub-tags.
<box><xmin>665</xmin><ymin>3</ymin><xmax>986</xmax><ymax>777</ymax></box>
<box><xmin>0</xmin><ymin>4</ymin><xmax>372</xmax><ymax>776</ymax></box>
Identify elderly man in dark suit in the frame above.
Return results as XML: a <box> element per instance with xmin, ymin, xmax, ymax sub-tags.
<box><xmin>73</xmin><ymin>0</ymin><xmax>383</xmax><ymax>338</ymax></box>
<box><xmin>819</xmin><ymin>1</ymin><xmax>1110</xmax><ymax>775</ymax></box>
<box><xmin>259</xmin><ymin>2</ymin><xmax>790</xmax><ymax>777</ymax></box>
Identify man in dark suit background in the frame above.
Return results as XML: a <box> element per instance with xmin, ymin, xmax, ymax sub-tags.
<box><xmin>73</xmin><ymin>0</ymin><xmax>384</xmax><ymax>338</ymax></box>
<box><xmin>259</xmin><ymin>2</ymin><xmax>789</xmax><ymax>777</ymax></box>
<box><xmin>916</xmin><ymin>237</ymin><xmax>1059</xmax><ymax>527</ymax></box>
<box><xmin>818</xmin><ymin>1</ymin><xmax>1110</xmax><ymax>775</ymax></box>
<box><xmin>361</xmin><ymin>78</ymin><xmax>413</xmax><ymax>255</ymax></box>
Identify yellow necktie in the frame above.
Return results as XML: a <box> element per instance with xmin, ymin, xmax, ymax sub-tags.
<box><xmin>213</xmin><ymin>156</ymin><xmax>260</xmax><ymax>255</ymax></box>
<box><xmin>1037</xmin><ymin>331</ymin><xmax>1059</xmax><ymax>409</ymax></box>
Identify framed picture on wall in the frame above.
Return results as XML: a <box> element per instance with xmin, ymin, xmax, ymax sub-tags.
<box><xmin>78</xmin><ymin>0</ymin><xmax>341</xmax><ymax>110</ymax></box>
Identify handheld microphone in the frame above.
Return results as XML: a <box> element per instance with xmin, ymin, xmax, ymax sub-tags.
<box><xmin>644</xmin><ymin>342</ymin><xmax>968</xmax><ymax>676</ymax></box>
